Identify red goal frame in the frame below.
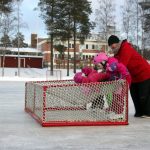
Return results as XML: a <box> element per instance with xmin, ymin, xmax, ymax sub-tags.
<box><xmin>25</xmin><ymin>80</ymin><xmax>128</xmax><ymax>127</ymax></box>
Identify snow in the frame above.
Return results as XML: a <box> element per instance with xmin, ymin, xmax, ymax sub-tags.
<box><xmin>0</xmin><ymin>67</ymin><xmax>150</xmax><ymax>150</ymax></box>
<box><xmin>0</xmin><ymin>67</ymin><xmax>76</xmax><ymax>81</ymax></box>
<box><xmin>0</xmin><ymin>47</ymin><xmax>41</xmax><ymax>53</ymax></box>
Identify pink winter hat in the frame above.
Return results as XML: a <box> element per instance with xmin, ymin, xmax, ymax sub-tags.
<box><xmin>93</xmin><ymin>52</ymin><xmax>108</xmax><ymax>65</ymax></box>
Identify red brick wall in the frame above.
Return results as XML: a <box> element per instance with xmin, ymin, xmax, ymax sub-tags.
<box><xmin>25</xmin><ymin>57</ymin><xmax>43</xmax><ymax>68</ymax></box>
<box><xmin>0</xmin><ymin>56</ymin><xmax>43</xmax><ymax>68</ymax></box>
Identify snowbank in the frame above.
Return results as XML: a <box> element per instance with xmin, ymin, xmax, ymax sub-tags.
<box><xmin>0</xmin><ymin>68</ymin><xmax>76</xmax><ymax>81</ymax></box>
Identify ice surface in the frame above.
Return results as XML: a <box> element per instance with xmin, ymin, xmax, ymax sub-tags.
<box><xmin>0</xmin><ymin>68</ymin><xmax>150</xmax><ymax>150</ymax></box>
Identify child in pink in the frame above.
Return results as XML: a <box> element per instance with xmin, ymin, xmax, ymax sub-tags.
<box><xmin>93</xmin><ymin>52</ymin><xmax>131</xmax><ymax>85</ymax></box>
<box><xmin>74</xmin><ymin>52</ymin><xmax>131</xmax><ymax>85</ymax></box>
<box><xmin>93</xmin><ymin>52</ymin><xmax>131</xmax><ymax>114</ymax></box>
<box><xmin>74</xmin><ymin>52</ymin><xmax>131</xmax><ymax>115</ymax></box>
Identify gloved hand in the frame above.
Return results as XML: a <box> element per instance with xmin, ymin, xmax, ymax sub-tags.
<box><xmin>98</xmin><ymin>72</ymin><xmax>110</xmax><ymax>81</ymax></box>
<box><xmin>82</xmin><ymin>67</ymin><xmax>93</xmax><ymax>76</ymax></box>
<box><xmin>88</xmin><ymin>72</ymin><xmax>100</xmax><ymax>82</ymax></box>
<box><xmin>74</xmin><ymin>72</ymin><xmax>84</xmax><ymax>83</ymax></box>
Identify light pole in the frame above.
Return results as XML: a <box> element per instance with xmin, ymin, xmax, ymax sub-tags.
<box><xmin>137</xmin><ymin>0</ymin><xmax>139</xmax><ymax>51</ymax></box>
<box><xmin>17</xmin><ymin>0</ymin><xmax>20</xmax><ymax>76</ymax></box>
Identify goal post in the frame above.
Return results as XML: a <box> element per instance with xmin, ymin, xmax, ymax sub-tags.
<box><xmin>25</xmin><ymin>79</ymin><xmax>128</xmax><ymax>127</ymax></box>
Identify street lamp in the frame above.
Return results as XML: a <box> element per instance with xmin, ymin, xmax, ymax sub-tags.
<box><xmin>17</xmin><ymin>0</ymin><xmax>20</xmax><ymax>76</ymax></box>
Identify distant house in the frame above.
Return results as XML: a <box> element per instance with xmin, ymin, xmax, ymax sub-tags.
<box><xmin>0</xmin><ymin>47</ymin><xmax>43</xmax><ymax>68</ymax></box>
<box><xmin>28</xmin><ymin>32</ymin><xmax>119</xmax><ymax>69</ymax></box>
<box><xmin>36</xmin><ymin>33</ymin><xmax>108</xmax><ymax>68</ymax></box>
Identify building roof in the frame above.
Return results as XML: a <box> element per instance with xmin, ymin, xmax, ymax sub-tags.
<box><xmin>0</xmin><ymin>47</ymin><xmax>41</xmax><ymax>53</ymax></box>
<box><xmin>4</xmin><ymin>54</ymin><xmax>43</xmax><ymax>58</ymax></box>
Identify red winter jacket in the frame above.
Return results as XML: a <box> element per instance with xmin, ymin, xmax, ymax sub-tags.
<box><xmin>114</xmin><ymin>40</ymin><xmax>150</xmax><ymax>83</ymax></box>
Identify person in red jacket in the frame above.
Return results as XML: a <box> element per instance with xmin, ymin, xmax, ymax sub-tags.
<box><xmin>108</xmin><ymin>35</ymin><xmax>150</xmax><ymax>118</ymax></box>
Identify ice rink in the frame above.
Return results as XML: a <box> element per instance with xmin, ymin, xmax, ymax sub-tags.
<box><xmin>0</xmin><ymin>81</ymin><xmax>150</xmax><ymax>150</ymax></box>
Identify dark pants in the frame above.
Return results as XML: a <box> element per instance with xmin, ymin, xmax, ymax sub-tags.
<box><xmin>91</xmin><ymin>95</ymin><xmax>104</xmax><ymax>109</ymax></box>
<box><xmin>130</xmin><ymin>79</ymin><xmax>150</xmax><ymax>116</ymax></box>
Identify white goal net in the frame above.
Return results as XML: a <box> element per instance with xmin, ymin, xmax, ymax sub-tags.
<box><xmin>25</xmin><ymin>79</ymin><xmax>128</xmax><ymax>126</ymax></box>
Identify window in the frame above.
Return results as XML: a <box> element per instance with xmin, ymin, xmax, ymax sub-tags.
<box><xmin>69</xmin><ymin>43</ymin><xmax>71</xmax><ymax>48</ymax></box>
<box><xmin>55</xmin><ymin>54</ymin><xmax>58</xmax><ymax>58</ymax></box>
<box><xmin>86</xmin><ymin>44</ymin><xmax>88</xmax><ymax>49</ymax></box>
<box><xmin>92</xmin><ymin>44</ymin><xmax>95</xmax><ymax>49</ymax></box>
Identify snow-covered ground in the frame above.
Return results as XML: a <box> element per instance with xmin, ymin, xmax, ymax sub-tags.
<box><xmin>0</xmin><ymin>67</ymin><xmax>76</xmax><ymax>81</ymax></box>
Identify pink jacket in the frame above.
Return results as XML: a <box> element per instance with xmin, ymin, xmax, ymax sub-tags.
<box><xmin>105</xmin><ymin>57</ymin><xmax>131</xmax><ymax>85</ymax></box>
<box><xmin>74</xmin><ymin>57</ymin><xmax>131</xmax><ymax>86</ymax></box>
<box><xmin>74</xmin><ymin>67</ymin><xmax>107</xmax><ymax>83</ymax></box>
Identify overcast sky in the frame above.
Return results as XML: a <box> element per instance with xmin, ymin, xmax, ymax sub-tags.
<box><xmin>19</xmin><ymin>0</ymin><xmax>124</xmax><ymax>44</ymax></box>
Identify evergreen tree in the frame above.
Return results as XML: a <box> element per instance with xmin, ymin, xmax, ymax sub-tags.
<box><xmin>54</xmin><ymin>44</ymin><xmax>66</xmax><ymax>59</ymax></box>
<box><xmin>38</xmin><ymin>0</ymin><xmax>94</xmax><ymax>73</ymax></box>
<box><xmin>0</xmin><ymin>33</ymin><xmax>11</xmax><ymax>47</ymax></box>
<box><xmin>70</xmin><ymin>0</ymin><xmax>94</xmax><ymax>73</ymax></box>
<box><xmin>12</xmin><ymin>32</ymin><xmax>28</xmax><ymax>48</ymax></box>
<box><xmin>38</xmin><ymin>0</ymin><xmax>59</xmax><ymax>72</ymax></box>
<box><xmin>0</xmin><ymin>0</ymin><xmax>13</xmax><ymax>14</ymax></box>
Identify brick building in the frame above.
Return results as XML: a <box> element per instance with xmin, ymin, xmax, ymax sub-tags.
<box><xmin>35</xmin><ymin>33</ymin><xmax>108</xmax><ymax>68</ymax></box>
<box><xmin>0</xmin><ymin>47</ymin><xmax>43</xmax><ymax>68</ymax></box>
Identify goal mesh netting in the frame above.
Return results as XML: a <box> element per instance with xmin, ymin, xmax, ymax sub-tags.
<box><xmin>25</xmin><ymin>79</ymin><xmax>128</xmax><ymax>126</ymax></box>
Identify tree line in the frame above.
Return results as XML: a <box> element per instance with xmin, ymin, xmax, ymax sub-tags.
<box><xmin>0</xmin><ymin>0</ymin><xmax>28</xmax><ymax>48</ymax></box>
<box><xmin>37</xmin><ymin>0</ymin><xmax>150</xmax><ymax>73</ymax></box>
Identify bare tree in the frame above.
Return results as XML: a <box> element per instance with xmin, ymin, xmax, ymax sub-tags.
<box><xmin>121</xmin><ymin>0</ymin><xmax>143</xmax><ymax>50</ymax></box>
<box><xmin>0</xmin><ymin>0</ymin><xmax>25</xmax><ymax>76</ymax></box>
<box><xmin>133</xmin><ymin>0</ymin><xmax>143</xmax><ymax>51</ymax></box>
<box><xmin>95</xmin><ymin>0</ymin><xmax>115</xmax><ymax>43</ymax></box>
<box><xmin>12</xmin><ymin>0</ymin><xmax>25</xmax><ymax>76</ymax></box>
<box><xmin>121</xmin><ymin>0</ymin><xmax>134</xmax><ymax>40</ymax></box>
<box><xmin>0</xmin><ymin>13</ymin><xmax>17</xmax><ymax>76</ymax></box>
<box><xmin>138</xmin><ymin>0</ymin><xmax>150</xmax><ymax>52</ymax></box>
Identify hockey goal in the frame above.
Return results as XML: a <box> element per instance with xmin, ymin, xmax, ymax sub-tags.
<box><xmin>25</xmin><ymin>79</ymin><xmax>128</xmax><ymax>127</ymax></box>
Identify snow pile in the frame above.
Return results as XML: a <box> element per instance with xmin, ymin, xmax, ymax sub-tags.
<box><xmin>0</xmin><ymin>68</ymin><xmax>76</xmax><ymax>81</ymax></box>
